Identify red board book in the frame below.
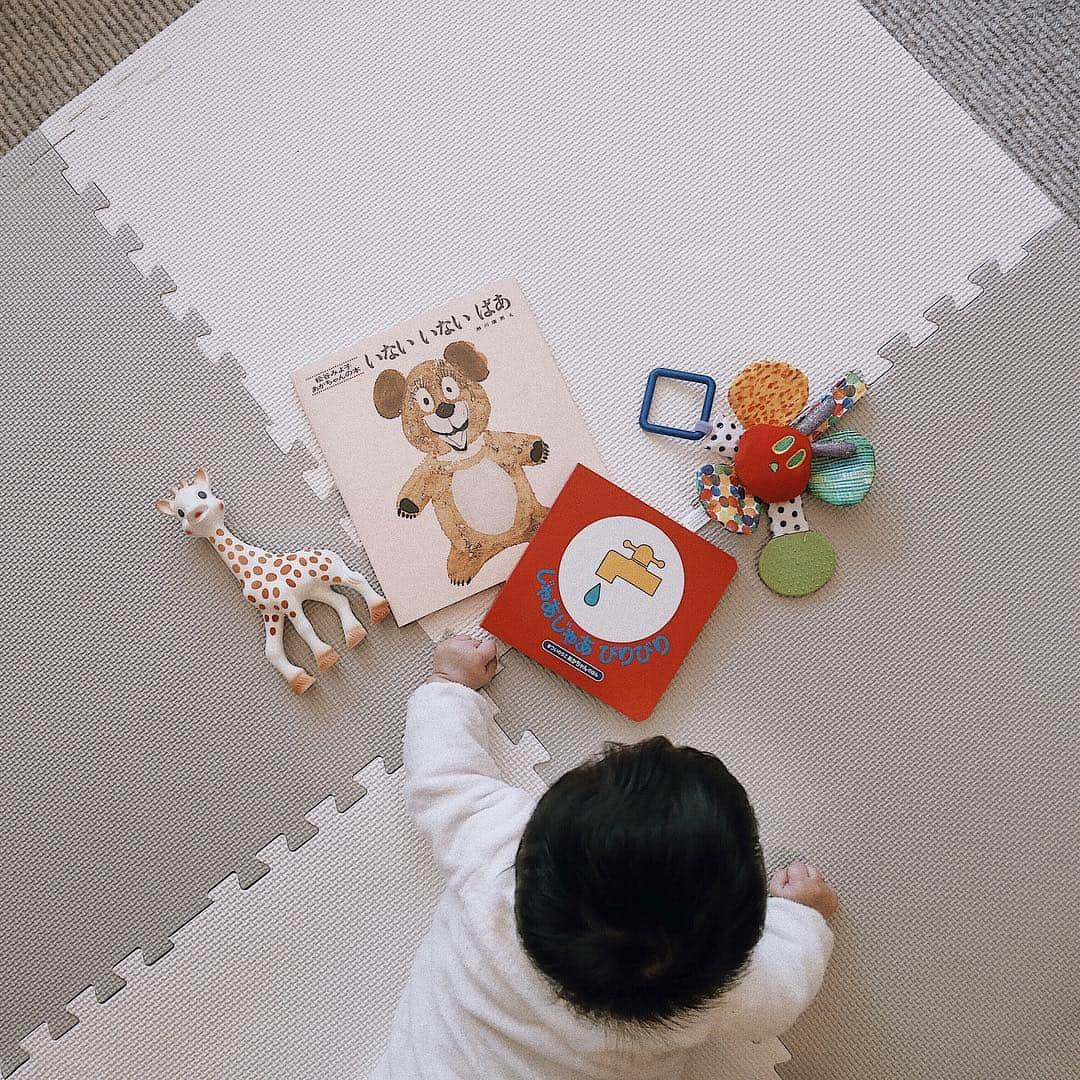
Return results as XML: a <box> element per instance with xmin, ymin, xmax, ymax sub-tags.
<box><xmin>482</xmin><ymin>465</ymin><xmax>737</xmax><ymax>722</ymax></box>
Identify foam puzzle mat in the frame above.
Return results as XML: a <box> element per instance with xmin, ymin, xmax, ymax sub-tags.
<box><xmin>36</xmin><ymin>0</ymin><xmax>1057</xmax><ymax>517</ymax></box>
<box><xmin>2</xmin><ymin>1</ymin><xmax>1078</xmax><ymax>1077</ymax></box>
<box><xmin>0</xmin><ymin>133</ymin><xmax>443</xmax><ymax>1074</ymax></box>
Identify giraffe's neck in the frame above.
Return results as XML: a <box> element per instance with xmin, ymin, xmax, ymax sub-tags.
<box><xmin>207</xmin><ymin>524</ymin><xmax>268</xmax><ymax>584</ymax></box>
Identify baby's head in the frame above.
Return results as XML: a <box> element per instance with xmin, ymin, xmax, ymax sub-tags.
<box><xmin>514</xmin><ymin>736</ymin><xmax>766</xmax><ymax>1026</ymax></box>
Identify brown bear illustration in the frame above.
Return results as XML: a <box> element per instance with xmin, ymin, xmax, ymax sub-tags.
<box><xmin>373</xmin><ymin>341</ymin><xmax>550</xmax><ymax>585</ymax></box>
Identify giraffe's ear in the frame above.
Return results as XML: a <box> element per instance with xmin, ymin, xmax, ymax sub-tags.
<box><xmin>194</xmin><ymin>467</ymin><xmax>210</xmax><ymax>485</ymax></box>
<box><xmin>154</xmin><ymin>497</ymin><xmax>174</xmax><ymax>516</ymax></box>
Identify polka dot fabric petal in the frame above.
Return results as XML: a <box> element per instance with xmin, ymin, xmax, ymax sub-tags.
<box><xmin>727</xmin><ymin>360</ymin><xmax>809</xmax><ymax>428</ymax></box>
<box><xmin>702</xmin><ymin>414</ymin><xmax>744</xmax><ymax>462</ymax></box>
<box><xmin>765</xmin><ymin>495</ymin><xmax>809</xmax><ymax>537</ymax></box>
<box><xmin>695</xmin><ymin>462</ymin><xmax>761</xmax><ymax>534</ymax></box>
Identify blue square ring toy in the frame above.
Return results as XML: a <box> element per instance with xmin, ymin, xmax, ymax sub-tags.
<box><xmin>638</xmin><ymin>367</ymin><xmax>716</xmax><ymax>441</ymax></box>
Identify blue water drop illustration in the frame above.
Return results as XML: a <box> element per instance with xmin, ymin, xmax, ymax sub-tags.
<box><xmin>583</xmin><ymin>582</ymin><xmax>602</xmax><ymax>607</ymax></box>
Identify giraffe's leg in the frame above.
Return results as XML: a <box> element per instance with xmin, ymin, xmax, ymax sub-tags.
<box><xmin>325</xmin><ymin>554</ymin><xmax>389</xmax><ymax>623</ymax></box>
<box><xmin>311</xmin><ymin>584</ymin><xmax>367</xmax><ymax>649</ymax></box>
<box><xmin>288</xmin><ymin>607</ymin><xmax>341</xmax><ymax>672</ymax></box>
<box><xmin>263</xmin><ymin>616</ymin><xmax>313</xmax><ymax>695</ymax></box>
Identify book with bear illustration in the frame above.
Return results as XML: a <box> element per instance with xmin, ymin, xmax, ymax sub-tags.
<box><xmin>292</xmin><ymin>280</ymin><xmax>603</xmax><ymax>625</ymax></box>
<box><xmin>482</xmin><ymin>465</ymin><xmax>738</xmax><ymax>721</ymax></box>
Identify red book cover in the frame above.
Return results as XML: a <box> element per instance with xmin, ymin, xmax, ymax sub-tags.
<box><xmin>482</xmin><ymin>465</ymin><xmax>737</xmax><ymax>722</ymax></box>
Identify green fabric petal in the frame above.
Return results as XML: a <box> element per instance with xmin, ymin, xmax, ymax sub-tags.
<box><xmin>809</xmin><ymin>432</ymin><xmax>876</xmax><ymax>506</ymax></box>
<box><xmin>757</xmin><ymin>531</ymin><xmax>835</xmax><ymax>597</ymax></box>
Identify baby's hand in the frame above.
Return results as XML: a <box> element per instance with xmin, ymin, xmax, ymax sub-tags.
<box><xmin>769</xmin><ymin>861</ymin><xmax>839</xmax><ymax>919</ymax></box>
<box><xmin>429</xmin><ymin>635</ymin><xmax>498</xmax><ymax>690</ymax></box>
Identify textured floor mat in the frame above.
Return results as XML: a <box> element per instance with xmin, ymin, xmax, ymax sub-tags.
<box><xmin>488</xmin><ymin>217</ymin><xmax>1080</xmax><ymax>1079</ymax></box>
<box><xmin>8</xmin><ymin>724</ymin><xmax>547</xmax><ymax>1078</ymax></box>
<box><xmin>36</xmin><ymin>0</ymin><xmax>1056</xmax><ymax>519</ymax></box>
<box><xmin>3</xmin><ymin>1</ymin><xmax>1077</xmax><ymax>1077</ymax></box>
<box><xmin>10</xmin><ymin>730</ymin><xmax>793</xmax><ymax>1080</ymax></box>
<box><xmin>0</xmin><ymin>134</ymin><xmax>441</xmax><ymax>1074</ymax></box>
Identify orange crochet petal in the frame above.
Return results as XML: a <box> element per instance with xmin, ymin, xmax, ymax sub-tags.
<box><xmin>727</xmin><ymin>360</ymin><xmax>809</xmax><ymax>427</ymax></box>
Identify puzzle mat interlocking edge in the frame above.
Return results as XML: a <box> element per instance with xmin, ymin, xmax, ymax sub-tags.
<box><xmin>0</xmin><ymin>124</ymin><xmax>794</xmax><ymax>1080</ymax></box>
<box><xmin>3</xmin><ymin>1</ymin><xmax>1078</xmax><ymax>1077</ymax></box>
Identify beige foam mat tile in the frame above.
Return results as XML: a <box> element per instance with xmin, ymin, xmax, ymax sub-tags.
<box><xmin>41</xmin><ymin>0</ymin><xmax>1055</xmax><ymax>523</ymax></box>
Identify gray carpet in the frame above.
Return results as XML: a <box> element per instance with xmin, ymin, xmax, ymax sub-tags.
<box><xmin>0</xmin><ymin>0</ymin><xmax>198</xmax><ymax>151</ymax></box>
<box><xmin>865</xmin><ymin>1</ymin><xmax>1080</xmax><ymax>225</ymax></box>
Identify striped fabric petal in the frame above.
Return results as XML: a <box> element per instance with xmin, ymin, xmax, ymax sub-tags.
<box><xmin>809</xmin><ymin>432</ymin><xmax>876</xmax><ymax>505</ymax></box>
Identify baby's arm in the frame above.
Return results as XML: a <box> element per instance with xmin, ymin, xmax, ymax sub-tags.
<box><xmin>403</xmin><ymin>637</ymin><xmax>536</xmax><ymax>887</ymax></box>
<box><xmin>705</xmin><ymin>862</ymin><xmax>837</xmax><ymax>1040</ymax></box>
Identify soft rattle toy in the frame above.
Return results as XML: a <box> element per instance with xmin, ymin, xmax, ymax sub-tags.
<box><xmin>154</xmin><ymin>468</ymin><xmax>390</xmax><ymax>693</ymax></box>
<box><xmin>694</xmin><ymin>361</ymin><xmax>875</xmax><ymax>597</ymax></box>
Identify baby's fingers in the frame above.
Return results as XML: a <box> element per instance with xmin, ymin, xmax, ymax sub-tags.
<box><xmin>478</xmin><ymin>637</ymin><xmax>498</xmax><ymax>668</ymax></box>
<box><xmin>768</xmin><ymin>866</ymin><xmax>790</xmax><ymax>894</ymax></box>
<box><xmin>786</xmin><ymin>860</ymin><xmax>810</xmax><ymax>884</ymax></box>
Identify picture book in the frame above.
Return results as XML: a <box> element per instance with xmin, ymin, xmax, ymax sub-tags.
<box><xmin>292</xmin><ymin>281</ymin><xmax>603</xmax><ymax>625</ymax></box>
<box><xmin>482</xmin><ymin>465</ymin><xmax>737</xmax><ymax>721</ymax></box>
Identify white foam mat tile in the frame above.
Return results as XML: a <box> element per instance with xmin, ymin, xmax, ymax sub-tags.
<box><xmin>13</xmin><ymin>721</ymin><xmax>786</xmax><ymax>1080</ymax></box>
<box><xmin>42</xmin><ymin>0</ymin><xmax>1057</xmax><ymax>521</ymax></box>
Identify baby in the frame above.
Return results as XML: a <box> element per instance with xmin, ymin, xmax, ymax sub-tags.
<box><xmin>373</xmin><ymin>636</ymin><xmax>837</xmax><ymax>1079</ymax></box>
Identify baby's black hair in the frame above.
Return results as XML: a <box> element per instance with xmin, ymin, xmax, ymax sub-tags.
<box><xmin>514</xmin><ymin>735</ymin><xmax>766</xmax><ymax>1027</ymax></box>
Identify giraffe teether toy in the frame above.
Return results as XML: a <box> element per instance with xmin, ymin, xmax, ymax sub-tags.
<box><xmin>154</xmin><ymin>468</ymin><xmax>390</xmax><ymax>694</ymax></box>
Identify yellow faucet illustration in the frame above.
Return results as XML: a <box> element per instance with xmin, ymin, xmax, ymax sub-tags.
<box><xmin>594</xmin><ymin>540</ymin><xmax>666</xmax><ymax>597</ymax></box>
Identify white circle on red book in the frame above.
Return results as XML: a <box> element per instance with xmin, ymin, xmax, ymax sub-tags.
<box><xmin>558</xmin><ymin>516</ymin><xmax>685</xmax><ymax>644</ymax></box>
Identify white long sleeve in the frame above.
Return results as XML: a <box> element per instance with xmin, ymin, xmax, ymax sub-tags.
<box><xmin>402</xmin><ymin>679</ymin><xmax>537</xmax><ymax>888</ymax></box>
<box><xmin>702</xmin><ymin>897</ymin><xmax>834</xmax><ymax>1041</ymax></box>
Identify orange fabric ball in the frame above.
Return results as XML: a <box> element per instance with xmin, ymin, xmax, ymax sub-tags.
<box><xmin>733</xmin><ymin>423</ymin><xmax>813</xmax><ymax>503</ymax></box>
